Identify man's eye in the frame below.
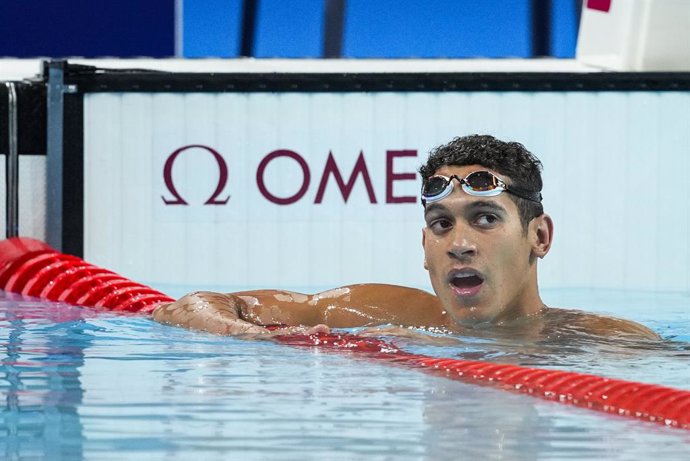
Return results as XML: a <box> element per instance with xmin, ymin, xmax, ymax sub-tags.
<box><xmin>429</xmin><ymin>218</ymin><xmax>453</xmax><ymax>232</ymax></box>
<box><xmin>475</xmin><ymin>214</ymin><xmax>499</xmax><ymax>226</ymax></box>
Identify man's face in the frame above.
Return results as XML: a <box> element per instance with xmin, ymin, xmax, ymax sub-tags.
<box><xmin>422</xmin><ymin>164</ymin><xmax>543</xmax><ymax>326</ymax></box>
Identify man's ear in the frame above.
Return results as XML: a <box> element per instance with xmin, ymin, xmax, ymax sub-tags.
<box><xmin>421</xmin><ymin>227</ymin><xmax>429</xmax><ymax>270</ymax></box>
<box><xmin>531</xmin><ymin>213</ymin><xmax>553</xmax><ymax>259</ymax></box>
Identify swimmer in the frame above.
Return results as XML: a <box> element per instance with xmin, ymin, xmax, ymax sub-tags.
<box><xmin>153</xmin><ymin>135</ymin><xmax>659</xmax><ymax>341</ymax></box>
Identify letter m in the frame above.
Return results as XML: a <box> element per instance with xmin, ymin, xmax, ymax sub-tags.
<box><xmin>314</xmin><ymin>151</ymin><xmax>377</xmax><ymax>204</ymax></box>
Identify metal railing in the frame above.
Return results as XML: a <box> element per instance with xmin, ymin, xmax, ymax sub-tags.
<box><xmin>4</xmin><ymin>82</ymin><xmax>19</xmax><ymax>238</ymax></box>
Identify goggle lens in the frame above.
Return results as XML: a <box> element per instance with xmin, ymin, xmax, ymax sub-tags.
<box><xmin>423</xmin><ymin>176</ymin><xmax>451</xmax><ymax>196</ymax></box>
<box><xmin>464</xmin><ymin>171</ymin><xmax>497</xmax><ymax>191</ymax></box>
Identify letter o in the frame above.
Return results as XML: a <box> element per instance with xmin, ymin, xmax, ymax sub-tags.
<box><xmin>256</xmin><ymin>150</ymin><xmax>311</xmax><ymax>205</ymax></box>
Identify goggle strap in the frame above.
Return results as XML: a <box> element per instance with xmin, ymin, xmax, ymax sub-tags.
<box><xmin>504</xmin><ymin>185</ymin><xmax>542</xmax><ymax>203</ymax></box>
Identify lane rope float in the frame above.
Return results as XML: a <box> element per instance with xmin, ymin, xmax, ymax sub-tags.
<box><xmin>1</xmin><ymin>237</ymin><xmax>688</xmax><ymax>430</ymax></box>
<box><xmin>0</xmin><ymin>238</ymin><xmax>174</xmax><ymax>314</ymax></box>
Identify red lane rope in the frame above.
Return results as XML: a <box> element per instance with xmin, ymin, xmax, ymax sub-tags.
<box><xmin>0</xmin><ymin>238</ymin><xmax>175</xmax><ymax>312</ymax></box>
<box><xmin>1</xmin><ymin>237</ymin><xmax>688</xmax><ymax>430</ymax></box>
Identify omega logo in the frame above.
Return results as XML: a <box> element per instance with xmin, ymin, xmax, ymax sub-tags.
<box><xmin>162</xmin><ymin>144</ymin><xmax>418</xmax><ymax>206</ymax></box>
<box><xmin>162</xmin><ymin>144</ymin><xmax>230</xmax><ymax>205</ymax></box>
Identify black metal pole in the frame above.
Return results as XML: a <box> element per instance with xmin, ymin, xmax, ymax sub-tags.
<box><xmin>5</xmin><ymin>82</ymin><xmax>19</xmax><ymax>238</ymax></box>
<box><xmin>240</xmin><ymin>0</ymin><xmax>259</xmax><ymax>57</ymax></box>
<box><xmin>323</xmin><ymin>0</ymin><xmax>347</xmax><ymax>58</ymax></box>
<box><xmin>531</xmin><ymin>0</ymin><xmax>552</xmax><ymax>57</ymax></box>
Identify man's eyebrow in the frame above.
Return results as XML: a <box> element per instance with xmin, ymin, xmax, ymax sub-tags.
<box><xmin>423</xmin><ymin>203</ymin><xmax>449</xmax><ymax>218</ymax></box>
<box><xmin>423</xmin><ymin>200</ymin><xmax>508</xmax><ymax>219</ymax></box>
<box><xmin>466</xmin><ymin>200</ymin><xmax>508</xmax><ymax>214</ymax></box>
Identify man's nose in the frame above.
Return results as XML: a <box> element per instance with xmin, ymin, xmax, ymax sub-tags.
<box><xmin>447</xmin><ymin>226</ymin><xmax>477</xmax><ymax>261</ymax></box>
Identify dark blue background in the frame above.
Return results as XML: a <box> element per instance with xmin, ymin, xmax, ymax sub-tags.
<box><xmin>1</xmin><ymin>0</ymin><xmax>579</xmax><ymax>59</ymax></box>
<box><xmin>0</xmin><ymin>0</ymin><xmax>175</xmax><ymax>57</ymax></box>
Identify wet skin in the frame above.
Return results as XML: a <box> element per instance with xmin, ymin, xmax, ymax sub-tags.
<box><xmin>233</xmin><ymin>284</ymin><xmax>449</xmax><ymax>329</ymax></box>
<box><xmin>152</xmin><ymin>284</ymin><xmax>659</xmax><ymax>341</ymax></box>
<box><xmin>152</xmin><ymin>164</ymin><xmax>659</xmax><ymax>341</ymax></box>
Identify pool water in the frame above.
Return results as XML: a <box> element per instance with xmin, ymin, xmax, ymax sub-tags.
<box><xmin>1</xmin><ymin>288</ymin><xmax>689</xmax><ymax>460</ymax></box>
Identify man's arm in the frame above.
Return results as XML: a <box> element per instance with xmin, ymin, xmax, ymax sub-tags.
<box><xmin>152</xmin><ymin>284</ymin><xmax>449</xmax><ymax>336</ymax></box>
<box><xmin>152</xmin><ymin>291</ymin><xmax>328</xmax><ymax>337</ymax></box>
<box><xmin>234</xmin><ymin>284</ymin><xmax>449</xmax><ymax>329</ymax></box>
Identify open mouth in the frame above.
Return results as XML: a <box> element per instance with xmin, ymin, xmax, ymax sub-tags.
<box><xmin>448</xmin><ymin>270</ymin><xmax>484</xmax><ymax>296</ymax></box>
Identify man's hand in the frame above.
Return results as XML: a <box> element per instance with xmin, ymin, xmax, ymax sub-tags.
<box><xmin>152</xmin><ymin>291</ymin><xmax>329</xmax><ymax>339</ymax></box>
<box><xmin>357</xmin><ymin>325</ymin><xmax>461</xmax><ymax>346</ymax></box>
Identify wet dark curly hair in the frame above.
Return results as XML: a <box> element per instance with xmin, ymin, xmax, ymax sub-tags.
<box><xmin>419</xmin><ymin>135</ymin><xmax>544</xmax><ymax>229</ymax></box>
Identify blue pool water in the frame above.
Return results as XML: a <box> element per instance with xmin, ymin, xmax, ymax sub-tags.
<box><xmin>1</xmin><ymin>288</ymin><xmax>689</xmax><ymax>460</ymax></box>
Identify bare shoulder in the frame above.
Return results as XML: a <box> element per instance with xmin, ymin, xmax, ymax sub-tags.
<box><xmin>546</xmin><ymin>307</ymin><xmax>660</xmax><ymax>340</ymax></box>
<box><xmin>333</xmin><ymin>283</ymin><xmax>449</xmax><ymax>327</ymax></box>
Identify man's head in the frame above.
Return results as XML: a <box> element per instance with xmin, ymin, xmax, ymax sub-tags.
<box><xmin>419</xmin><ymin>135</ymin><xmax>544</xmax><ymax>230</ymax></box>
<box><xmin>419</xmin><ymin>135</ymin><xmax>553</xmax><ymax>326</ymax></box>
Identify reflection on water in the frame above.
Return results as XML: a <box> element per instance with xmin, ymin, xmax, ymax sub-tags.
<box><xmin>0</xmin><ymin>293</ymin><xmax>98</xmax><ymax>461</ymax></box>
<box><xmin>1</xmin><ymin>290</ymin><xmax>689</xmax><ymax>460</ymax></box>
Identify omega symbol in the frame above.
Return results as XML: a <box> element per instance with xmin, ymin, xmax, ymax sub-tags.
<box><xmin>161</xmin><ymin>144</ymin><xmax>230</xmax><ymax>205</ymax></box>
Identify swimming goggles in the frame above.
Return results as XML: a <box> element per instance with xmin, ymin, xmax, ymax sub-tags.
<box><xmin>421</xmin><ymin>170</ymin><xmax>542</xmax><ymax>206</ymax></box>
